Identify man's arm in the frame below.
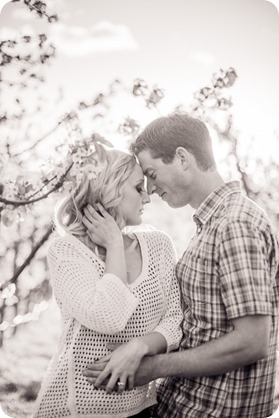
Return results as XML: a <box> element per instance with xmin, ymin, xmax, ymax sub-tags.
<box><xmin>134</xmin><ymin>314</ymin><xmax>271</xmax><ymax>386</ymax></box>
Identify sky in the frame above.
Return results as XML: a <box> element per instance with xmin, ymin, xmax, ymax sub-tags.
<box><xmin>0</xmin><ymin>0</ymin><xmax>279</xmax><ymax>159</ymax></box>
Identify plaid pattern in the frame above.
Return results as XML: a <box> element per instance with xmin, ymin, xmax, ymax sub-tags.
<box><xmin>154</xmin><ymin>181</ymin><xmax>279</xmax><ymax>418</ymax></box>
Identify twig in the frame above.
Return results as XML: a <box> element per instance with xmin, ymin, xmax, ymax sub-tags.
<box><xmin>8</xmin><ymin>225</ymin><xmax>53</xmax><ymax>284</ymax></box>
<box><xmin>12</xmin><ymin>120</ymin><xmax>65</xmax><ymax>157</ymax></box>
<box><xmin>28</xmin><ymin>174</ymin><xmax>57</xmax><ymax>200</ymax></box>
<box><xmin>0</xmin><ymin>163</ymin><xmax>73</xmax><ymax>207</ymax></box>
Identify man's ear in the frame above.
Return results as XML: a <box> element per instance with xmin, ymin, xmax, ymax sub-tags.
<box><xmin>175</xmin><ymin>147</ymin><xmax>190</xmax><ymax>169</ymax></box>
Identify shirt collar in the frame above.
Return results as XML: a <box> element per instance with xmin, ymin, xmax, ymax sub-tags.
<box><xmin>193</xmin><ymin>181</ymin><xmax>241</xmax><ymax>226</ymax></box>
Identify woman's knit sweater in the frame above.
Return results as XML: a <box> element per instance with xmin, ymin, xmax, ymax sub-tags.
<box><xmin>33</xmin><ymin>229</ymin><xmax>182</xmax><ymax>418</ymax></box>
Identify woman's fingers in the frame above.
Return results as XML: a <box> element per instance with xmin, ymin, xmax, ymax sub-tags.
<box><xmin>106</xmin><ymin>342</ymin><xmax>122</xmax><ymax>351</ymax></box>
<box><xmin>84</xmin><ymin>370</ymin><xmax>100</xmax><ymax>378</ymax></box>
<box><xmin>84</xmin><ymin>364</ymin><xmax>129</xmax><ymax>394</ymax></box>
<box><xmin>127</xmin><ymin>375</ymin><xmax>134</xmax><ymax>391</ymax></box>
<box><xmin>85</xmin><ymin>361</ymin><xmax>107</xmax><ymax>372</ymax></box>
<box><xmin>104</xmin><ymin>373</ymin><xmax>127</xmax><ymax>394</ymax></box>
<box><xmin>94</xmin><ymin>203</ymin><xmax>108</xmax><ymax>218</ymax></box>
<box><xmin>84</xmin><ymin>206</ymin><xmax>101</xmax><ymax>222</ymax></box>
<box><xmin>94</xmin><ymin>368</ymin><xmax>112</xmax><ymax>390</ymax></box>
<box><xmin>82</xmin><ymin>216</ymin><xmax>93</xmax><ymax>228</ymax></box>
<box><xmin>95</xmin><ymin>354</ymin><xmax>111</xmax><ymax>363</ymax></box>
<box><xmin>86</xmin><ymin>377</ymin><xmax>109</xmax><ymax>390</ymax></box>
<box><xmin>117</xmin><ymin>374</ymin><xmax>127</xmax><ymax>393</ymax></box>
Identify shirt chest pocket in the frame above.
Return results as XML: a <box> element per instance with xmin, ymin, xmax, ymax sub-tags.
<box><xmin>178</xmin><ymin>251</ymin><xmax>218</xmax><ymax>306</ymax></box>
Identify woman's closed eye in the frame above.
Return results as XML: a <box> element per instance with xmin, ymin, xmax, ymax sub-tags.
<box><xmin>136</xmin><ymin>186</ymin><xmax>147</xmax><ymax>194</ymax></box>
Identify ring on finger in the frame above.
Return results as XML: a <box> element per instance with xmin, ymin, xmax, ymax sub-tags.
<box><xmin>117</xmin><ymin>381</ymin><xmax>125</xmax><ymax>391</ymax></box>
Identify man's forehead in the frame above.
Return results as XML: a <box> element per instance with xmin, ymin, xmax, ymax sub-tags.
<box><xmin>137</xmin><ymin>149</ymin><xmax>156</xmax><ymax>169</ymax></box>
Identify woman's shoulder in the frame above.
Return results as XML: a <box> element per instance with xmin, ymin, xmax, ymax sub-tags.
<box><xmin>47</xmin><ymin>233</ymin><xmax>85</xmax><ymax>258</ymax></box>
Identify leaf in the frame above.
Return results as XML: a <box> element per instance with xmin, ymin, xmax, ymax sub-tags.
<box><xmin>91</xmin><ymin>133</ymin><xmax>113</xmax><ymax>148</ymax></box>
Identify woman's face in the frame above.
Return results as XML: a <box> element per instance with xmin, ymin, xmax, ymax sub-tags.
<box><xmin>119</xmin><ymin>163</ymin><xmax>150</xmax><ymax>226</ymax></box>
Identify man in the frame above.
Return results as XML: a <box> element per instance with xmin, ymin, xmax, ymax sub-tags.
<box><xmin>86</xmin><ymin>113</ymin><xmax>279</xmax><ymax>417</ymax></box>
<box><xmin>130</xmin><ymin>113</ymin><xmax>279</xmax><ymax>418</ymax></box>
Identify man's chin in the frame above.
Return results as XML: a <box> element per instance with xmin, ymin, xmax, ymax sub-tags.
<box><xmin>167</xmin><ymin>200</ymin><xmax>187</xmax><ymax>209</ymax></box>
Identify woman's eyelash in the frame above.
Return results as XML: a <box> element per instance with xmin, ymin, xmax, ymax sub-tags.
<box><xmin>137</xmin><ymin>186</ymin><xmax>145</xmax><ymax>193</ymax></box>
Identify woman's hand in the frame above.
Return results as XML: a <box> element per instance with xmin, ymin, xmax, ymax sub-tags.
<box><xmin>83</xmin><ymin>339</ymin><xmax>149</xmax><ymax>393</ymax></box>
<box><xmin>82</xmin><ymin>203</ymin><xmax>123</xmax><ymax>250</ymax></box>
<box><xmin>83</xmin><ymin>203</ymin><xmax>127</xmax><ymax>282</ymax></box>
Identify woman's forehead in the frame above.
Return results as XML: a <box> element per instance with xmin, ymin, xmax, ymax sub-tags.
<box><xmin>129</xmin><ymin>163</ymin><xmax>144</xmax><ymax>182</ymax></box>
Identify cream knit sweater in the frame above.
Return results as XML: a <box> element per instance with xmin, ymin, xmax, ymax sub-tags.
<box><xmin>33</xmin><ymin>229</ymin><xmax>182</xmax><ymax>418</ymax></box>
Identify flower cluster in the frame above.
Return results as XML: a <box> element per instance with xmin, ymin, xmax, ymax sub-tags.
<box><xmin>79</xmin><ymin>160</ymin><xmax>107</xmax><ymax>183</ymax></box>
<box><xmin>67</xmin><ymin>150</ymin><xmax>107</xmax><ymax>191</ymax></box>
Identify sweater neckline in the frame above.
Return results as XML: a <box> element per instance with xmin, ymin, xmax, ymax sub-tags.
<box><xmin>65</xmin><ymin>231</ymin><xmax>148</xmax><ymax>289</ymax></box>
<box><xmin>126</xmin><ymin>231</ymin><xmax>148</xmax><ymax>289</ymax></box>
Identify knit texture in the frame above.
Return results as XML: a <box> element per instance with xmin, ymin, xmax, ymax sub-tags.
<box><xmin>33</xmin><ymin>229</ymin><xmax>182</xmax><ymax>418</ymax></box>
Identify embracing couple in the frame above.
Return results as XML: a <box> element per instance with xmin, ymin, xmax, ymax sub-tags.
<box><xmin>33</xmin><ymin>113</ymin><xmax>279</xmax><ymax>418</ymax></box>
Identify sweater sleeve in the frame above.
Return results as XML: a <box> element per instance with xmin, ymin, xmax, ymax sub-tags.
<box><xmin>152</xmin><ymin>232</ymin><xmax>183</xmax><ymax>352</ymax></box>
<box><xmin>48</xmin><ymin>237</ymin><xmax>139</xmax><ymax>334</ymax></box>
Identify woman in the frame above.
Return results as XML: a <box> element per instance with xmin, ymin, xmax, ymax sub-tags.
<box><xmin>33</xmin><ymin>149</ymin><xmax>182</xmax><ymax>418</ymax></box>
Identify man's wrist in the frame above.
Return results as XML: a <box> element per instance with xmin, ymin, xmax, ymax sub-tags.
<box><xmin>145</xmin><ymin>353</ymin><xmax>165</xmax><ymax>381</ymax></box>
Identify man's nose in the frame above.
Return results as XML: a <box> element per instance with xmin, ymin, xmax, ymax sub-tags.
<box><xmin>147</xmin><ymin>180</ymin><xmax>156</xmax><ymax>195</ymax></box>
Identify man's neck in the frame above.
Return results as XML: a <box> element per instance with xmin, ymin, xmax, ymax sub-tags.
<box><xmin>190</xmin><ymin>170</ymin><xmax>225</xmax><ymax>209</ymax></box>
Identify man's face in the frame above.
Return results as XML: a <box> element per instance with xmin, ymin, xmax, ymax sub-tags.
<box><xmin>137</xmin><ymin>149</ymin><xmax>192</xmax><ymax>208</ymax></box>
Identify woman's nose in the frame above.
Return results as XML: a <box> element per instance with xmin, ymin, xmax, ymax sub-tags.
<box><xmin>143</xmin><ymin>191</ymin><xmax>151</xmax><ymax>204</ymax></box>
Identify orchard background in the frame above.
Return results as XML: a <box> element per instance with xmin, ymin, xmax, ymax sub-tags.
<box><xmin>0</xmin><ymin>1</ymin><xmax>279</xmax><ymax>417</ymax></box>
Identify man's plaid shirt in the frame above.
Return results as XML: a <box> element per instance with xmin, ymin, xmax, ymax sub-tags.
<box><xmin>154</xmin><ymin>181</ymin><xmax>279</xmax><ymax>418</ymax></box>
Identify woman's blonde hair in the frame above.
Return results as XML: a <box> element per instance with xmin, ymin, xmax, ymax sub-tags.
<box><xmin>54</xmin><ymin>149</ymin><xmax>137</xmax><ymax>241</ymax></box>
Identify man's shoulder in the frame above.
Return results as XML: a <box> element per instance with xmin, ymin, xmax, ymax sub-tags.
<box><xmin>218</xmin><ymin>192</ymin><xmax>271</xmax><ymax>231</ymax></box>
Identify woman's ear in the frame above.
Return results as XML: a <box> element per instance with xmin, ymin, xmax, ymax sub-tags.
<box><xmin>175</xmin><ymin>147</ymin><xmax>190</xmax><ymax>170</ymax></box>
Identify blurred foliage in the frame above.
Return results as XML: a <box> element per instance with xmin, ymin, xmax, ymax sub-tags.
<box><xmin>189</xmin><ymin>67</ymin><xmax>279</xmax><ymax>228</ymax></box>
<box><xmin>0</xmin><ymin>3</ymin><xmax>278</xmax><ymax>347</ymax></box>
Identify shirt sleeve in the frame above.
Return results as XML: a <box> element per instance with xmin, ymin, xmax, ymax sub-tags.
<box><xmin>219</xmin><ymin>221</ymin><xmax>274</xmax><ymax>319</ymax></box>
<box><xmin>48</xmin><ymin>238</ymin><xmax>139</xmax><ymax>334</ymax></box>
<box><xmin>153</xmin><ymin>232</ymin><xmax>183</xmax><ymax>352</ymax></box>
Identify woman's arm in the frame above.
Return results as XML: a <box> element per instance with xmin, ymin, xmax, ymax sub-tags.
<box><xmin>83</xmin><ymin>232</ymin><xmax>183</xmax><ymax>391</ymax></box>
<box><xmin>49</xmin><ymin>237</ymin><xmax>138</xmax><ymax>334</ymax></box>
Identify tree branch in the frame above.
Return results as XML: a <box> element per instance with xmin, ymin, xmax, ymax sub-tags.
<box><xmin>0</xmin><ymin>163</ymin><xmax>73</xmax><ymax>207</ymax></box>
<box><xmin>12</xmin><ymin>122</ymin><xmax>62</xmax><ymax>157</ymax></box>
<box><xmin>8</xmin><ymin>225</ymin><xmax>53</xmax><ymax>285</ymax></box>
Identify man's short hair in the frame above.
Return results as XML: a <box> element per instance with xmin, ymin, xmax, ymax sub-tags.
<box><xmin>131</xmin><ymin>112</ymin><xmax>216</xmax><ymax>171</ymax></box>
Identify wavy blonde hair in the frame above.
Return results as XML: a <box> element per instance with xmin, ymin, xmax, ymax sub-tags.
<box><xmin>54</xmin><ymin>149</ymin><xmax>137</xmax><ymax>243</ymax></box>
